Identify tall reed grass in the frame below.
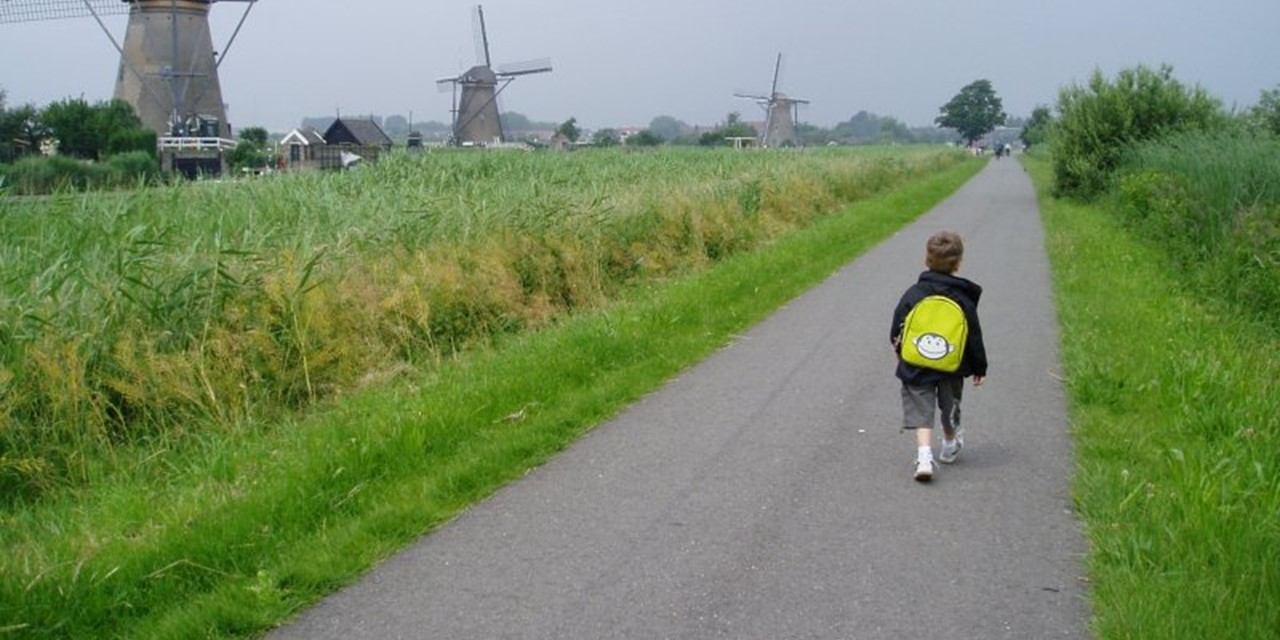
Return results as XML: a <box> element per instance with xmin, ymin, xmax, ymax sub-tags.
<box><xmin>1114</xmin><ymin>131</ymin><xmax>1280</xmax><ymax>325</ymax></box>
<box><xmin>0</xmin><ymin>147</ymin><xmax>965</xmax><ymax>501</ymax></box>
<box><xmin>0</xmin><ymin>152</ymin><xmax>162</xmax><ymax>194</ymax></box>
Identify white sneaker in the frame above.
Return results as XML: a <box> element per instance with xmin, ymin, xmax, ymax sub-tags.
<box><xmin>914</xmin><ymin>457</ymin><xmax>935</xmax><ymax>482</ymax></box>
<box><xmin>939</xmin><ymin>428</ymin><xmax>965</xmax><ymax>464</ymax></box>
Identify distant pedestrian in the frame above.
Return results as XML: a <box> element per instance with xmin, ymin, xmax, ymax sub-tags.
<box><xmin>890</xmin><ymin>231</ymin><xmax>988</xmax><ymax>481</ymax></box>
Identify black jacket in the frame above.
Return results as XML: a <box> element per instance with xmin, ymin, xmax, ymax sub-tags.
<box><xmin>890</xmin><ymin>270</ymin><xmax>988</xmax><ymax>384</ymax></box>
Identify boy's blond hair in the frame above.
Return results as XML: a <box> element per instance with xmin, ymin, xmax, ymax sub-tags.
<box><xmin>925</xmin><ymin>231</ymin><xmax>964</xmax><ymax>273</ymax></box>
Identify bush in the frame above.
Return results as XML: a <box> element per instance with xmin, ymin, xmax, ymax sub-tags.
<box><xmin>0</xmin><ymin>151</ymin><xmax>159</xmax><ymax>194</ymax></box>
<box><xmin>3</xmin><ymin>154</ymin><xmax>91</xmax><ymax>193</ymax></box>
<box><xmin>107</xmin><ymin>127</ymin><xmax>158</xmax><ymax>157</ymax></box>
<box><xmin>104</xmin><ymin>150</ymin><xmax>161</xmax><ymax>187</ymax></box>
<box><xmin>1052</xmin><ymin>64</ymin><xmax>1224</xmax><ymax>199</ymax></box>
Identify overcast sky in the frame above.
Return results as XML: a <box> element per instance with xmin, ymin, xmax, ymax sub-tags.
<box><xmin>2</xmin><ymin>0</ymin><xmax>1277</xmax><ymax>132</ymax></box>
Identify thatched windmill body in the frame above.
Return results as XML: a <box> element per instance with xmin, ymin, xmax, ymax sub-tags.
<box><xmin>735</xmin><ymin>53</ymin><xmax>810</xmax><ymax>148</ymax></box>
<box><xmin>436</xmin><ymin>5</ymin><xmax>551</xmax><ymax>146</ymax></box>
<box><xmin>0</xmin><ymin>0</ymin><xmax>259</xmax><ymax>139</ymax></box>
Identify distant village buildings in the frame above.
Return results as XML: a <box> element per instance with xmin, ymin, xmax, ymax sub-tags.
<box><xmin>277</xmin><ymin>118</ymin><xmax>393</xmax><ymax>172</ymax></box>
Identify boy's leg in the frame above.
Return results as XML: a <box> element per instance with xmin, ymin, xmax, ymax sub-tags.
<box><xmin>915</xmin><ymin>426</ymin><xmax>933</xmax><ymax>448</ymax></box>
<box><xmin>939</xmin><ymin>376</ymin><xmax>963</xmax><ymax>438</ymax></box>
<box><xmin>901</xmin><ymin>383</ymin><xmax>937</xmax><ymax>481</ymax></box>
<box><xmin>938</xmin><ymin>377</ymin><xmax>965</xmax><ymax>463</ymax></box>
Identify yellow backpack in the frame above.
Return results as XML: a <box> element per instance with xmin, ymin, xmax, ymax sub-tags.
<box><xmin>901</xmin><ymin>295</ymin><xmax>968</xmax><ymax>373</ymax></box>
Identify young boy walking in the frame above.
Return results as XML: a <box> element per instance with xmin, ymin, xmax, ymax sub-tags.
<box><xmin>890</xmin><ymin>231</ymin><xmax>988</xmax><ymax>481</ymax></box>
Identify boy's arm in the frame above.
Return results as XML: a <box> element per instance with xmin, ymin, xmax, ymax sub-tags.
<box><xmin>889</xmin><ymin>298</ymin><xmax>909</xmax><ymax>352</ymax></box>
<box><xmin>965</xmin><ymin>307</ymin><xmax>989</xmax><ymax>378</ymax></box>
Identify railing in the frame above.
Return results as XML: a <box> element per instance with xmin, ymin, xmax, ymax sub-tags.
<box><xmin>158</xmin><ymin>137</ymin><xmax>238</xmax><ymax>152</ymax></box>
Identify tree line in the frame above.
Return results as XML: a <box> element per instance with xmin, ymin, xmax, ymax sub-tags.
<box><xmin>0</xmin><ymin>92</ymin><xmax>161</xmax><ymax>193</ymax></box>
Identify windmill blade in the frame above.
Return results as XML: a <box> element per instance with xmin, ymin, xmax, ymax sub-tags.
<box><xmin>473</xmin><ymin>4</ymin><xmax>491</xmax><ymax>67</ymax></box>
<box><xmin>436</xmin><ymin>77</ymin><xmax>461</xmax><ymax>92</ymax></box>
<box><xmin>497</xmin><ymin>58</ymin><xmax>552</xmax><ymax>77</ymax></box>
<box><xmin>770</xmin><ymin>52</ymin><xmax>782</xmax><ymax>98</ymax></box>
<box><xmin>0</xmin><ymin>0</ymin><xmax>128</xmax><ymax>24</ymax></box>
<box><xmin>733</xmin><ymin>92</ymin><xmax>770</xmax><ymax>101</ymax></box>
<box><xmin>214</xmin><ymin>0</ymin><xmax>259</xmax><ymax>69</ymax></box>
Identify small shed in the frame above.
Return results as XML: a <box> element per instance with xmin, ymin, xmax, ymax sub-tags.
<box><xmin>279</xmin><ymin>127</ymin><xmax>326</xmax><ymax>172</ymax></box>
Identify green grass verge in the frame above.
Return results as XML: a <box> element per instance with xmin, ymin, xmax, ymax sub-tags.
<box><xmin>1025</xmin><ymin>155</ymin><xmax>1280</xmax><ymax>638</ymax></box>
<box><xmin>1</xmin><ymin>159</ymin><xmax>983</xmax><ymax>638</ymax></box>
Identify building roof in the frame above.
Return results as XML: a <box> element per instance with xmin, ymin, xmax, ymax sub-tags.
<box><xmin>324</xmin><ymin>118</ymin><xmax>393</xmax><ymax>148</ymax></box>
<box><xmin>280</xmin><ymin>127</ymin><xmax>326</xmax><ymax>146</ymax></box>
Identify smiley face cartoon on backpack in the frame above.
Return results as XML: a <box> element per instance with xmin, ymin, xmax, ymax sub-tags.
<box><xmin>912</xmin><ymin>332</ymin><xmax>954</xmax><ymax>361</ymax></box>
<box><xmin>900</xmin><ymin>294</ymin><xmax>968</xmax><ymax>373</ymax></box>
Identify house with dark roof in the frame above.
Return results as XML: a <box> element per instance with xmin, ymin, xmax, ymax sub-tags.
<box><xmin>324</xmin><ymin>118</ymin><xmax>393</xmax><ymax>149</ymax></box>
<box><xmin>304</xmin><ymin>118</ymin><xmax>396</xmax><ymax>170</ymax></box>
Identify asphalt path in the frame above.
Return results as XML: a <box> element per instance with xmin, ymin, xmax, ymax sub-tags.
<box><xmin>269</xmin><ymin>158</ymin><xmax>1090</xmax><ymax>639</ymax></box>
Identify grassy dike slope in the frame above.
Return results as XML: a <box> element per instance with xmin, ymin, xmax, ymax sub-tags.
<box><xmin>1026</xmin><ymin>155</ymin><xmax>1280</xmax><ymax>638</ymax></box>
<box><xmin>2</xmin><ymin>159</ymin><xmax>983</xmax><ymax>639</ymax></box>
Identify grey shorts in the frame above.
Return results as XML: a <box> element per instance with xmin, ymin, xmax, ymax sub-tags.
<box><xmin>901</xmin><ymin>377</ymin><xmax>964</xmax><ymax>431</ymax></box>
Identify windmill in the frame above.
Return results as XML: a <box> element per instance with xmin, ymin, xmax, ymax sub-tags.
<box><xmin>0</xmin><ymin>0</ymin><xmax>260</xmax><ymax>139</ymax></box>
<box><xmin>734</xmin><ymin>53</ymin><xmax>810</xmax><ymax>148</ymax></box>
<box><xmin>436</xmin><ymin>5</ymin><xmax>551</xmax><ymax>146</ymax></box>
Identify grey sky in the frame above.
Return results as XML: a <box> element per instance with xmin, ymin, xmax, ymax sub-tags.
<box><xmin>2</xmin><ymin>0</ymin><xmax>1277</xmax><ymax>132</ymax></box>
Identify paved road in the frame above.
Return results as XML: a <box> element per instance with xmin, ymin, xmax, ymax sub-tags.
<box><xmin>269</xmin><ymin>158</ymin><xmax>1089</xmax><ymax>639</ymax></box>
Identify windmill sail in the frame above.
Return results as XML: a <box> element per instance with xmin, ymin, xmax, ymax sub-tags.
<box><xmin>497</xmin><ymin>58</ymin><xmax>553</xmax><ymax>77</ymax></box>
<box><xmin>0</xmin><ymin>0</ymin><xmax>129</xmax><ymax>24</ymax></box>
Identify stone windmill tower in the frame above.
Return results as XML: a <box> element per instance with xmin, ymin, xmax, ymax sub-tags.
<box><xmin>0</xmin><ymin>0</ymin><xmax>259</xmax><ymax>138</ymax></box>
<box><xmin>735</xmin><ymin>53</ymin><xmax>811</xmax><ymax>148</ymax></box>
<box><xmin>116</xmin><ymin>0</ymin><xmax>260</xmax><ymax>138</ymax></box>
<box><xmin>436</xmin><ymin>5</ymin><xmax>552</xmax><ymax>146</ymax></box>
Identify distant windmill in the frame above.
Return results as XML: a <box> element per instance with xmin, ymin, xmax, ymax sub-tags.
<box><xmin>734</xmin><ymin>53</ymin><xmax>810</xmax><ymax>148</ymax></box>
<box><xmin>436</xmin><ymin>5</ymin><xmax>552</xmax><ymax>146</ymax></box>
<box><xmin>0</xmin><ymin>0</ymin><xmax>261</xmax><ymax>139</ymax></box>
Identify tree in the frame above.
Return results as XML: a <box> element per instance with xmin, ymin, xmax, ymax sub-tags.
<box><xmin>648</xmin><ymin>115</ymin><xmax>686</xmax><ymax>141</ymax></box>
<box><xmin>225</xmin><ymin>126</ymin><xmax>271</xmax><ymax>173</ymax></box>
<box><xmin>796</xmin><ymin>123</ymin><xmax>833</xmax><ymax>146</ymax></box>
<box><xmin>1053</xmin><ymin>64</ymin><xmax>1223</xmax><ymax>198</ymax></box>
<box><xmin>591</xmin><ymin>128</ymin><xmax>620</xmax><ymax>147</ymax></box>
<box><xmin>626</xmin><ymin>130</ymin><xmax>663</xmax><ymax>147</ymax></box>
<box><xmin>1251</xmin><ymin>85</ymin><xmax>1280</xmax><ymax>136</ymax></box>
<box><xmin>837</xmin><ymin>111</ymin><xmax>881</xmax><ymax>140</ymax></box>
<box><xmin>41</xmin><ymin>98</ymin><xmax>150</xmax><ymax>160</ymax></box>
<box><xmin>1020</xmin><ymin>106</ymin><xmax>1052</xmax><ymax>149</ymax></box>
<box><xmin>12</xmin><ymin>106</ymin><xmax>49</xmax><ymax>152</ymax></box>
<box><xmin>698</xmin><ymin>111</ymin><xmax>758</xmax><ymax>146</ymax></box>
<box><xmin>41</xmin><ymin>98</ymin><xmax>99</xmax><ymax>160</ymax></box>
<box><xmin>502</xmin><ymin>111</ymin><xmax>533</xmax><ymax>132</ymax></box>
<box><xmin>831</xmin><ymin>111</ymin><xmax>918</xmax><ymax>145</ymax></box>
<box><xmin>383</xmin><ymin>115</ymin><xmax>410</xmax><ymax>140</ymax></box>
<box><xmin>1</xmin><ymin>98</ymin><xmax>49</xmax><ymax>163</ymax></box>
<box><xmin>556</xmin><ymin>117</ymin><xmax>580</xmax><ymax>142</ymax></box>
<box><xmin>239</xmin><ymin>126</ymin><xmax>269</xmax><ymax>148</ymax></box>
<box><xmin>935</xmin><ymin>79</ymin><xmax>1007</xmax><ymax>146</ymax></box>
<box><xmin>98</xmin><ymin>100</ymin><xmax>152</xmax><ymax>157</ymax></box>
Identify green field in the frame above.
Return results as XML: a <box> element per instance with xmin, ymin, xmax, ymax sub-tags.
<box><xmin>1</xmin><ymin>147</ymin><xmax>980</xmax><ymax>638</ymax></box>
<box><xmin>0</xmin><ymin>146</ymin><xmax>964</xmax><ymax>499</ymax></box>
